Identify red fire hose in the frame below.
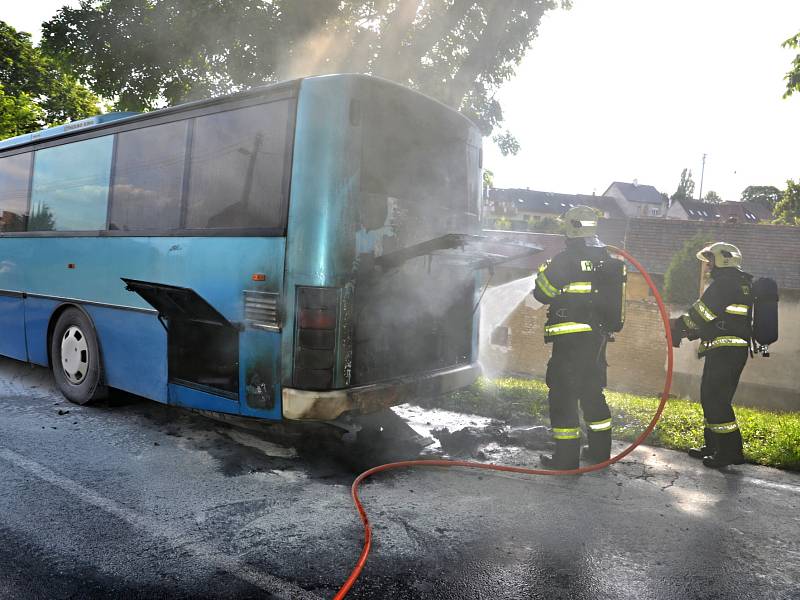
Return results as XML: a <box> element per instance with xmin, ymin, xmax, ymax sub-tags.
<box><xmin>333</xmin><ymin>246</ymin><xmax>674</xmax><ymax>599</ymax></box>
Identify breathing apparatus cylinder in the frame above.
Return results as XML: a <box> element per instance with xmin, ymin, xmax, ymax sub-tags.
<box><xmin>752</xmin><ymin>277</ymin><xmax>779</xmax><ymax>356</ymax></box>
<box><xmin>593</xmin><ymin>257</ymin><xmax>627</xmax><ymax>334</ymax></box>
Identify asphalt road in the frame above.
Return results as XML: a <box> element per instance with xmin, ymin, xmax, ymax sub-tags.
<box><xmin>0</xmin><ymin>358</ymin><xmax>798</xmax><ymax>600</ymax></box>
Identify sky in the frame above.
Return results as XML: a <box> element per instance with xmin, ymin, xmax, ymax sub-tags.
<box><xmin>3</xmin><ymin>0</ymin><xmax>799</xmax><ymax>202</ymax></box>
<box><xmin>483</xmin><ymin>0</ymin><xmax>800</xmax><ymax>201</ymax></box>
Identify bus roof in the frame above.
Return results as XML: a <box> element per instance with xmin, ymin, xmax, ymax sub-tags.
<box><xmin>0</xmin><ymin>75</ymin><xmax>474</xmax><ymax>153</ymax></box>
<box><xmin>0</xmin><ymin>113</ymin><xmax>140</xmax><ymax>152</ymax></box>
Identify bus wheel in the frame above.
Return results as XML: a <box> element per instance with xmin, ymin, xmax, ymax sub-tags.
<box><xmin>51</xmin><ymin>308</ymin><xmax>108</xmax><ymax>405</ymax></box>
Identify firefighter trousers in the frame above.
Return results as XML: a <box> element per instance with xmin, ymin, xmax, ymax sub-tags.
<box><xmin>700</xmin><ymin>347</ymin><xmax>748</xmax><ymax>457</ymax></box>
<box><xmin>546</xmin><ymin>332</ymin><xmax>611</xmax><ymax>444</ymax></box>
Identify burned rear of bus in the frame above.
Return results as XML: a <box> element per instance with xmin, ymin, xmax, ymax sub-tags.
<box><xmin>282</xmin><ymin>75</ymin><xmax>536</xmax><ymax>420</ymax></box>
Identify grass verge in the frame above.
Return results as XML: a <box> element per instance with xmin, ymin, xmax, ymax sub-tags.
<box><xmin>434</xmin><ymin>377</ymin><xmax>800</xmax><ymax>471</ymax></box>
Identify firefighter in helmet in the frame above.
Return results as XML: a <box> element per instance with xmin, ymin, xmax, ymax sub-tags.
<box><xmin>671</xmin><ymin>242</ymin><xmax>752</xmax><ymax>468</ymax></box>
<box><xmin>533</xmin><ymin>206</ymin><xmax>625</xmax><ymax>470</ymax></box>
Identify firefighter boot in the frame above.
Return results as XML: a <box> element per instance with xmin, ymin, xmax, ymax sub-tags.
<box><xmin>582</xmin><ymin>430</ymin><xmax>612</xmax><ymax>464</ymax></box>
<box><xmin>540</xmin><ymin>439</ymin><xmax>581</xmax><ymax>470</ymax></box>
<box><xmin>702</xmin><ymin>430</ymin><xmax>745</xmax><ymax>469</ymax></box>
<box><xmin>688</xmin><ymin>428</ymin><xmax>715</xmax><ymax>460</ymax></box>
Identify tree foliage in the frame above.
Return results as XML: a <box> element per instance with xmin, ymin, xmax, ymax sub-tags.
<box><xmin>494</xmin><ymin>216</ymin><xmax>512</xmax><ymax>230</ymax></box>
<box><xmin>740</xmin><ymin>185</ymin><xmax>782</xmax><ymax>212</ymax></box>
<box><xmin>0</xmin><ymin>85</ymin><xmax>45</xmax><ymax>138</ymax></box>
<box><xmin>772</xmin><ymin>179</ymin><xmax>800</xmax><ymax>225</ymax></box>
<box><xmin>664</xmin><ymin>234</ymin><xmax>709</xmax><ymax>306</ymax></box>
<box><xmin>0</xmin><ymin>21</ymin><xmax>100</xmax><ymax>135</ymax></box>
<box><xmin>670</xmin><ymin>168</ymin><xmax>695</xmax><ymax>202</ymax></box>
<box><xmin>42</xmin><ymin>0</ymin><xmax>570</xmax><ymax>153</ymax></box>
<box><xmin>703</xmin><ymin>190</ymin><xmax>722</xmax><ymax>204</ymax></box>
<box><xmin>527</xmin><ymin>215</ymin><xmax>563</xmax><ymax>234</ymax></box>
<box><xmin>28</xmin><ymin>202</ymin><xmax>56</xmax><ymax>231</ymax></box>
<box><xmin>783</xmin><ymin>31</ymin><xmax>800</xmax><ymax>99</ymax></box>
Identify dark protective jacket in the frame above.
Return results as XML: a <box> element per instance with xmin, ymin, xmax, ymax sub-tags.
<box><xmin>533</xmin><ymin>238</ymin><xmax>621</xmax><ymax>342</ymax></box>
<box><xmin>680</xmin><ymin>267</ymin><xmax>753</xmax><ymax>355</ymax></box>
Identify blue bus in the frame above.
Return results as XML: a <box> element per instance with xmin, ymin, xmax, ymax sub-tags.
<box><xmin>0</xmin><ymin>74</ymin><xmax>532</xmax><ymax>424</ymax></box>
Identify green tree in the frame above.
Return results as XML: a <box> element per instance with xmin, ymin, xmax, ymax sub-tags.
<box><xmin>741</xmin><ymin>185</ymin><xmax>782</xmax><ymax>212</ymax></box>
<box><xmin>527</xmin><ymin>215</ymin><xmax>563</xmax><ymax>233</ymax></box>
<box><xmin>772</xmin><ymin>179</ymin><xmax>800</xmax><ymax>225</ymax></box>
<box><xmin>664</xmin><ymin>234</ymin><xmax>709</xmax><ymax>305</ymax></box>
<box><xmin>483</xmin><ymin>168</ymin><xmax>494</xmax><ymax>192</ymax></box>
<box><xmin>42</xmin><ymin>0</ymin><xmax>571</xmax><ymax>154</ymax></box>
<box><xmin>783</xmin><ymin>31</ymin><xmax>800</xmax><ymax>98</ymax></box>
<box><xmin>703</xmin><ymin>190</ymin><xmax>722</xmax><ymax>203</ymax></box>
<box><xmin>0</xmin><ymin>21</ymin><xmax>100</xmax><ymax>134</ymax></box>
<box><xmin>0</xmin><ymin>84</ymin><xmax>45</xmax><ymax>138</ymax></box>
<box><xmin>28</xmin><ymin>202</ymin><xmax>56</xmax><ymax>231</ymax></box>
<box><xmin>670</xmin><ymin>168</ymin><xmax>695</xmax><ymax>202</ymax></box>
<box><xmin>494</xmin><ymin>216</ymin><xmax>512</xmax><ymax>230</ymax></box>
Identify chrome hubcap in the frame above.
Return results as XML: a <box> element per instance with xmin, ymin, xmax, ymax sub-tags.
<box><xmin>61</xmin><ymin>326</ymin><xmax>89</xmax><ymax>385</ymax></box>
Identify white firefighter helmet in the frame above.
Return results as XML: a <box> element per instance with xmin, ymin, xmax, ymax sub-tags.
<box><xmin>696</xmin><ymin>241</ymin><xmax>742</xmax><ymax>269</ymax></box>
<box><xmin>562</xmin><ymin>205</ymin><xmax>599</xmax><ymax>239</ymax></box>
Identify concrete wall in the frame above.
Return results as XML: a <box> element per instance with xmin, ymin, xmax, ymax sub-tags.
<box><xmin>481</xmin><ymin>293</ymin><xmax>800</xmax><ymax>412</ymax></box>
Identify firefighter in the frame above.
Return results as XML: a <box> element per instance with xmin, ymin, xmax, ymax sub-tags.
<box><xmin>533</xmin><ymin>206</ymin><xmax>623</xmax><ymax>470</ymax></box>
<box><xmin>671</xmin><ymin>242</ymin><xmax>751</xmax><ymax>469</ymax></box>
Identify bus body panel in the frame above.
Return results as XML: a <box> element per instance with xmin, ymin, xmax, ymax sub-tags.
<box><xmin>0</xmin><ymin>236</ymin><xmax>287</xmax><ymax>411</ymax></box>
<box><xmin>284</xmin><ymin>76</ymin><xmax>361</xmax><ymax>389</ymax></box>
<box><xmin>168</xmin><ymin>383</ymin><xmax>240</xmax><ymax>415</ymax></box>
<box><xmin>2</xmin><ymin>237</ymin><xmax>285</xmax><ymax>321</ymax></box>
<box><xmin>20</xmin><ymin>296</ymin><xmax>53</xmax><ymax>366</ymax></box>
<box><xmin>238</xmin><ymin>328</ymin><xmax>283</xmax><ymax>420</ymax></box>
<box><xmin>0</xmin><ymin>293</ymin><xmax>27</xmax><ymax>361</ymax></box>
<box><xmin>86</xmin><ymin>305</ymin><xmax>168</xmax><ymax>403</ymax></box>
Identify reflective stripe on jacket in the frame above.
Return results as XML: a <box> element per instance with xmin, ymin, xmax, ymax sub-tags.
<box><xmin>532</xmin><ymin>240</ymin><xmax>613</xmax><ymax>342</ymax></box>
<box><xmin>680</xmin><ymin>268</ymin><xmax>753</xmax><ymax>355</ymax></box>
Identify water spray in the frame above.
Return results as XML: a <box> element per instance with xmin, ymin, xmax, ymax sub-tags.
<box><xmin>333</xmin><ymin>246</ymin><xmax>674</xmax><ymax>599</ymax></box>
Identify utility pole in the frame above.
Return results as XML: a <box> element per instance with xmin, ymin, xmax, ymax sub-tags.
<box><xmin>697</xmin><ymin>153</ymin><xmax>707</xmax><ymax>201</ymax></box>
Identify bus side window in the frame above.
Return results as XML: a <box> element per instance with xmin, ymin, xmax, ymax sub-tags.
<box><xmin>184</xmin><ymin>101</ymin><xmax>291</xmax><ymax>230</ymax></box>
<box><xmin>29</xmin><ymin>136</ymin><xmax>114</xmax><ymax>232</ymax></box>
<box><xmin>0</xmin><ymin>152</ymin><xmax>32</xmax><ymax>232</ymax></box>
<box><xmin>109</xmin><ymin>120</ymin><xmax>188</xmax><ymax>231</ymax></box>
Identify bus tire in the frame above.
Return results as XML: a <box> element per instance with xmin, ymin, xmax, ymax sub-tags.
<box><xmin>51</xmin><ymin>308</ymin><xmax>108</xmax><ymax>405</ymax></box>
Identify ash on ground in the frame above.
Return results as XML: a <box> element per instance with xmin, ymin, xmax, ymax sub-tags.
<box><xmin>392</xmin><ymin>403</ymin><xmax>551</xmax><ymax>460</ymax></box>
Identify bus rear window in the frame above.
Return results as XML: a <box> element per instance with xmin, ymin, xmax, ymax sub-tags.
<box><xmin>0</xmin><ymin>152</ymin><xmax>31</xmax><ymax>232</ymax></box>
<box><xmin>185</xmin><ymin>101</ymin><xmax>291</xmax><ymax>230</ymax></box>
<box><xmin>361</xmin><ymin>100</ymin><xmax>469</xmax><ymax>215</ymax></box>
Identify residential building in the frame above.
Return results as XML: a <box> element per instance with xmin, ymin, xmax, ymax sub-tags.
<box><xmin>603</xmin><ymin>181</ymin><xmax>666</xmax><ymax>218</ymax></box>
<box><xmin>665</xmin><ymin>198</ymin><xmax>771</xmax><ymax>223</ymax></box>
<box><xmin>485</xmin><ymin>188</ymin><xmax>625</xmax><ymax>230</ymax></box>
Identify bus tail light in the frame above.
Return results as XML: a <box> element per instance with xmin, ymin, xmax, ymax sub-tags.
<box><xmin>294</xmin><ymin>287</ymin><xmax>339</xmax><ymax>390</ymax></box>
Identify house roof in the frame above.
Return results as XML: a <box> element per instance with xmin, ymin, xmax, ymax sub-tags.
<box><xmin>718</xmin><ymin>201</ymin><xmax>772</xmax><ymax>222</ymax></box>
<box><xmin>604</xmin><ymin>181</ymin><xmax>663</xmax><ymax>205</ymax></box>
<box><xmin>671</xmin><ymin>198</ymin><xmax>769</xmax><ymax>223</ymax></box>
<box><xmin>624</xmin><ymin>218</ymin><xmax>800</xmax><ymax>290</ymax></box>
<box><xmin>488</xmin><ymin>188</ymin><xmax>626</xmax><ymax>219</ymax></box>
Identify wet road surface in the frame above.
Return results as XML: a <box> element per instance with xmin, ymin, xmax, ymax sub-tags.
<box><xmin>0</xmin><ymin>358</ymin><xmax>798</xmax><ymax>600</ymax></box>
